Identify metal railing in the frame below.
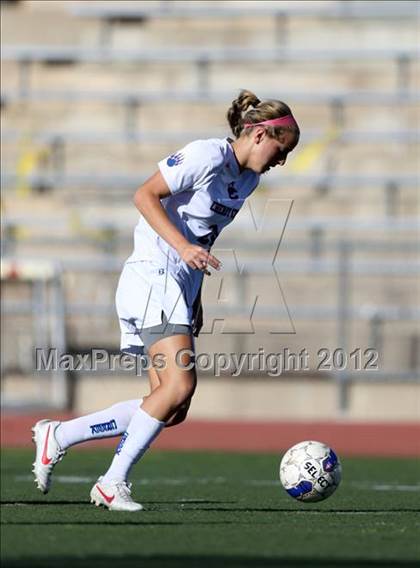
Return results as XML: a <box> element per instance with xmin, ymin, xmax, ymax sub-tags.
<box><xmin>2</xmin><ymin>45</ymin><xmax>417</xmax><ymax>95</ymax></box>
<box><xmin>70</xmin><ymin>1</ymin><xmax>420</xmax><ymax>22</ymax></box>
<box><xmin>2</xmin><ymin>127</ymin><xmax>418</xmax><ymax>145</ymax></box>
<box><xmin>2</xmin><ymin>239</ymin><xmax>419</xmax><ymax>411</ymax></box>
<box><xmin>2</xmin><ymin>89</ymin><xmax>418</xmax><ymax>131</ymax></box>
<box><xmin>1</xmin><ymin>261</ymin><xmax>68</xmax><ymax>409</ymax></box>
<box><xmin>67</xmin><ymin>1</ymin><xmax>420</xmax><ymax>48</ymax></box>
<box><xmin>2</xmin><ymin>215</ymin><xmax>419</xmax><ymax>235</ymax></box>
<box><xmin>1</xmin><ymin>170</ymin><xmax>418</xmax><ymax>219</ymax></box>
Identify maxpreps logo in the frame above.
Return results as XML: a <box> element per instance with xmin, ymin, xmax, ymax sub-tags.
<box><xmin>166</xmin><ymin>152</ymin><xmax>184</xmax><ymax>167</ymax></box>
<box><xmin>89</xmin><ymin>419</ymin><xmax>118</xmax><ymax>435</ymax></box>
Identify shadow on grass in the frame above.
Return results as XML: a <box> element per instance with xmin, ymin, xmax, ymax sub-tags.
<box><xmin>2</xmin><ymin>555</ymin><xmax>419</xmax><ymax>568</ymax></box>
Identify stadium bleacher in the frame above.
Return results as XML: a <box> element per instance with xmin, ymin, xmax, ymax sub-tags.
<box><xmin>2</xmin><ymin>7</ymin><xmax>420</xmax><ymax>565</ymax></box>
<box><xmin>1</xmin><ymin>0</ymin><xmax>419</xmax><ymax>414</ymax></box>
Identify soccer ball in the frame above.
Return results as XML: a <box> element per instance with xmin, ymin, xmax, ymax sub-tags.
<box><xmin>279</xmin><ymin>440</ymin><xmax>342</xmax><ymax>502</ymax></box>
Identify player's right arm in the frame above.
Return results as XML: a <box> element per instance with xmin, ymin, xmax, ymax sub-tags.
<box><xmin>134</xmin><ymin>171</ymin><xmax>221</xmax><ymax>273</ymax></box>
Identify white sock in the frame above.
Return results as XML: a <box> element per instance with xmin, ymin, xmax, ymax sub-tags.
<box><xmin>101</xmin><ymin>407</ymin><xmax>165</xmax><ymax>483</ymax></box>
<box><xmin>55</xmin><ymin>399</ymin><xmax>142</xmax><ymax>449</ymax></box>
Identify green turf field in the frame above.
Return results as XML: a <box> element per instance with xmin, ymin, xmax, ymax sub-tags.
<box><xmin>1</xmin><ymin>449</ymin><xmax>419</xmax><ymax>567</ymax></box>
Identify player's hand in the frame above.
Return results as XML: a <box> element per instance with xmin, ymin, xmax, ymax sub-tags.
<box><xmin>179</xmin><ymin>244</ymin><xmax>221</xmax><ymax>274</ymax></box>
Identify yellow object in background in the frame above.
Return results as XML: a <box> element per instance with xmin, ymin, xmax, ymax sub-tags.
<box><xmin>16</xmin><ymin>139</ymin><xmax>49</xmax><ymax>197</ymax></box>
<box><xmin>289</xmin><ymin>128</ymin><xmax>340</xmax><ymax>173</ymax></box>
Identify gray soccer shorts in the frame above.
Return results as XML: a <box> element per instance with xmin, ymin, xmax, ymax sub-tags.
<box><xmin>122</xmin><ymin>311</ymin><xmax>191</xmax><ymax>356</ymax></box>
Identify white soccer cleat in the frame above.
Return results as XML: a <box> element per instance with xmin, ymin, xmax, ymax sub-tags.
<box><xmin>31</xmin><ymin>419</ymin><xmax>66</xmax><ymax>494</ymax></box>
<box><xmin>90</xmin><ymin>477</ymin><xmax>143</xmax><ymax>512</ymax></box>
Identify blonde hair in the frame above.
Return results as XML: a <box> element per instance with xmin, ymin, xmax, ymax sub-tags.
<box><xmin>227</xmin><ymin>89</ymin><xmax>300</xmax><ymax>141</ymax></box>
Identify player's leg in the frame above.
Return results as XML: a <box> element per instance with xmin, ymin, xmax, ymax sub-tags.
<box><xmin>32</xmin><ymin>343</ymin><xmax>190</xmax><ymax>494</ymax></box>
<box><xmin>32</xmin><ymin>398</ymin><xmax>143</xmax><ymax>494</ymax></box>
<box><xmin>140</xmin><ymin>333</ymin><xmax>196</xmax><ymax>421</ymax></box>
<box><xmin>57</xmin><ymin>399</ymin><xmax>144</xmax><ymax>447</ymax></box>
<box><xmin>147</xmin><ymin>363</ymin><xmax>192</xmax><ymax>428</ymax></box>
<box><xmin>33</xmin><ymin>363</ymin><xmax>184</xmax><ymax>494</ymax></box>
<box><xmin>91</xmin><ymin>333</ymin><xmax>196</xmax><ymax>511</ymax></box>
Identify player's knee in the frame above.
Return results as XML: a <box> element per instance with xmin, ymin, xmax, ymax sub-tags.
<box><xmin>169</xmin><ymin>374</ymin><xmax>196</xmax><ymax>407</ymax></box>
<box><xmin>176</xmin><ymin>378</ymin><xmax>196</xmax><ymax>406</ymax></box>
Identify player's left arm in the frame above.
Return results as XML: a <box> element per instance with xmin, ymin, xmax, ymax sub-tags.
<box><xmin>134</xmin><ymin>171</ymin><xmax>220</xmax><ymax>273</ymax></box>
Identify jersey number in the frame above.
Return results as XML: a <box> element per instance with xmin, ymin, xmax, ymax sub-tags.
<box><xmin>228</xmin><ymin>182</ymin><xmax>239</xmax><ymax>199</ymax></box>
<box><xmin>197</xmin><ymin>224</ymin><xmax>219</xmax><ymax>247</ymax></box>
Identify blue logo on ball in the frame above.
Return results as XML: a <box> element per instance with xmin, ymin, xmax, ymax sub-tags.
<box><xmin>286</xmin><ymin>480</ymin><xmax>313</xmax><ymax>499</ymax></box>
<box><xmin>167</xmin><ymin>152</ymin><xmax>184</xmax><ymax>167</ymax></box>
<box><xmin>322</xmin><ymin>449</ymin><xmax>338</xmax><ymax>472</ymax></box>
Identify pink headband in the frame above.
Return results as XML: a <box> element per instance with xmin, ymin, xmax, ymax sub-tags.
<box><xmin>243</xmin><ymin>115</ymin><xmax>298</xmax><ymax>129</ymax></box>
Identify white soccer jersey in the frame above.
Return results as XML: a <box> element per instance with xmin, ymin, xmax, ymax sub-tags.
<box><xmin>118</xmin><ymin>138</ymin><xmax>260</xmax><ymax>351</ymax></box>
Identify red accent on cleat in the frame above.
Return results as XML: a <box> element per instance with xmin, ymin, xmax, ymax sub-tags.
<box><xmin>96</xmin><ymin>485</ymin><xmax>115</xmax><ymax>504</ymax></box>
<box><xmin>41</xmin><ymin>425</ymin><xmax>53</xmax><ymax>465</ymax></box>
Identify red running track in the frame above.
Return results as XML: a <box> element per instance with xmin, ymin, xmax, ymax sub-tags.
<box><xmin>1</xmin><ymin>414</ymin><xmax>419</xmax><ymax>456</ymax></box>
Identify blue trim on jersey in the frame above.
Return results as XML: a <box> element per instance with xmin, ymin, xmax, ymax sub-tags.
<box><xmin>167</xmin><ymin>152</ymin><xmax>184</xmax><ymax>167</ymax></box>
<box><xmin>121</xmin><ymin>345</ymin><xmax>145</xmax><ymax>356</ymax></box>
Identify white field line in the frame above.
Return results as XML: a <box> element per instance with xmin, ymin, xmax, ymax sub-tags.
<box><xmin>351</xmin><ymin>482</ymin><xmax>420</xmax><ymax>492</ymax></box>
<box><xmin>15</xmin><ymin>475</ymin><xmax>228</xmax><ymax>485</ymax></box>
<box><xmin>14</xmin><ymin>475</ymin><xmax>420</xmax><ymax>491</ymax></box>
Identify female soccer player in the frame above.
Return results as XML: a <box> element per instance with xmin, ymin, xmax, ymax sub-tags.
<box><xmin>32</xmin><ymin>90</ymin><xmax>300</xmax><ymax>511</ymax></box>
